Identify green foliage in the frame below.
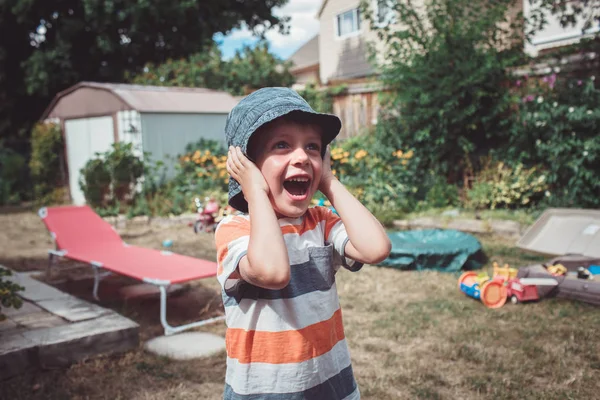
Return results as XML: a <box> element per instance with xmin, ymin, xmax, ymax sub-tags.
<box><xmin>29</xmin><ymin>122</ymin><xmax>65</xmax><ymax>204</ymax></box>
<box><xmin>330</xmin><ymin>129</ymin><xmax>421</xmax><ymax>215</ymax></box>
<box><xmin>297</xmin><ymin>83</ymin><xmax>348</xmax><ymax>114</ymax></box>
<box><xmin>80</xmin><ymin>143</ymin><xmax>144</xmax><ymax>208</ymax></box>
<box><xmin>425</xmin><ymin>177</ymin><xmax>460</xmax><ymax>208</ymax></box>
<box><xmin>506</xmin><ymin>75</ymin><xmax>600</xmax><ymax>208</ymax></box>
<box><xmin>0</xmin><ymin>267</ymin><xmax>24</xmax><ymax>321</ymax></box>
<box><xmin>0</xmin><ymin>142</ymin><xmax>28</xmax><ymax>205</ymax></box>
<box><xmin>0</xmin><ymin>0</ymin><xmax>288</xmax><ymax>164</ymax></box>
<box><xmin>466</xmin><ymin>158</ymin><xmax>548</xmax><ymax>210</ymax></box>
<box><xmin>132</xmin><ymin>41</ymin><xmax>295</xmax><ymax>96</ymax></box>
<box><xmin>365</xmin><ymin>0</ymin><xmax>523</xmax><ymax>182</ymax></box>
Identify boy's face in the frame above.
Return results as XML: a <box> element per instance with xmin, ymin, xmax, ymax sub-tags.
<box><xmin>251</xmin><ymin>120</ymin><xmax>323</xmax><ymax>218</ymax></box>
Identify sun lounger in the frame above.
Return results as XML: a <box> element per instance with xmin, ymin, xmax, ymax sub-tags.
<box><xmin>38</xmin><ymin>205</ymin><xmax>224</xmax><ymax>335</ymax></box>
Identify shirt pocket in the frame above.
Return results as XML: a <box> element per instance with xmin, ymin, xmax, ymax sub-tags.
<box><xmin>306</xmin><ymin>243</ymin><xmax>335</xmax><ymax>292</ymax></box>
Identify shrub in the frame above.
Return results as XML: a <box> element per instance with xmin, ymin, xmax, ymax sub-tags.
<box><xmin>80</xmin><ymin>143</ymin><xmax>144</xmax><ymax>208</ymax></box>
<box><xmin>329</xmin><ymin>129</ymin><xmax>420</xmax><ymax>215</ymax></box>
<box><xmin>507</xmin><ymin>75</ymin><xmax>599</xmax><ymax>208</ymax></box>
<box><xmin>29</xmin><ymin>122</ymin><xmax>65</xmax><ymax>204</ymax></box>
<box><xmin>0</xmin><ymin>144</ymin><xmax>27</xmax><ymax>205</ymax></box>
<box><xmin>365</xmin><ymin>0</ymin><xmax>523</xmax><ymax>183</ymax></box>
<box><xmin>0</xmin><ymin>267</ymin><xmax>24</xmax><ymax>321</ymax></box>
<box><xmin>465</xmin><ymin>158</ymin><xmax>548</xmax><ymax>210</ymax></box>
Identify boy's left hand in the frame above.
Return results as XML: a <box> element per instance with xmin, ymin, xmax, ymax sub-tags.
<box><xmin>318</xmin><ymin>145</ymin><xmax>336</xmax><ymax>194</ymax></box>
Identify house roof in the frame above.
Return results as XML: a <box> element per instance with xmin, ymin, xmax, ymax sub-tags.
<box><xmin>317</xmin><ymin>0</ymin><xmax>329</xmax><ymax>18</ymax></box>
<box><xmin>289</xmin><ymin>35</ymin><xmax>320</xmax><ymax>72</ymax></box>
<box><xmin>42</xmin><ymin>82</ymin><xmax>239</xmax><ymax>120</ymax></box>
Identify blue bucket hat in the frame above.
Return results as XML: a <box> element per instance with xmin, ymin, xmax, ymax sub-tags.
<box><xmin>225</xmin><ymin>87</ymin><xmax>342</xmax><ymax>213</ymax></box>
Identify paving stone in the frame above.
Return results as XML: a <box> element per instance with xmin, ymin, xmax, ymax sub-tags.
<box><xmin>144</xmin><ymin>332</ymin><xmax>225</xmax><ymax>360</ymax></box>
<box><xmin>10</xmin><ymin>311</ymin><xmax>66</xmax><ymax>330</ymax></box>
<box><xmin>0</xmin><ymin>318</ymin><xmax>18</xmax><ymax>333</ymax></box>
<box><xmin>5</xmin><ymin>272</ymin><xmax>70</xmax><ymax>302</ymax></box>
<box><xmin>37</xmin><ymin>297</ymin><xmax>111</xmax><ymax>322</ymax></box>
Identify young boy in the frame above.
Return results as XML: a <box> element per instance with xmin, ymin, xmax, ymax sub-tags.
<box><xmin>215</xmin><ymin>87</ymin><xmax>391</xmax><ymax>399</ymax></box>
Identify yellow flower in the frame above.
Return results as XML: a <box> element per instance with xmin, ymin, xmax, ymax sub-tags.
<box><xmin>401</xmin><ymin>159</ymin><xmax>408</xmax><ymax>166</ymax></box>
<box><xmin>340</xmin><ymin>158</ymin><xmax>349</xmax><ymax>164</ymax></box>
<box><xmin>355</xmin><ymin>150</ymin><xmax>368</xmax><ymax>160</ymax></box>
<box><xmin>394</xmin><ymin>150</ymin><xmax>403</xmax><ymax>158</ymax></box>
<box><xmin>343</xmin><ymin>151</ymin><xmax>350</xmax><ymax>157</ymax></box>
<box><xmin>404</xmin><ymin>150</ymin><xmax>414</xmax><ymax>159</ymax></box>
<box><xmin>192</xmin><ymin>150</ymin><xmax>201</xmax><ymax>160</ymax></box>
<box><xmin>332</xmin><ymin>153</ymin><xmax>344</xmax><ymax>160</ymax></box>
<box><xmin>332</xmin><ymin>169</ymin><xmax>337</xmax><ymax>175</ymax></box>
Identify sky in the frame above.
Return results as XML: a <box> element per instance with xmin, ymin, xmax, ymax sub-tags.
<box><xmin>213</xmin><ymin>0</ymin><xmax>322</xmax><ymax>60</ymax></box>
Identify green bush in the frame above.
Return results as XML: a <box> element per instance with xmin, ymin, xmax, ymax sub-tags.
<box><xmin>29</xmin><ymin>122</ymin><xmax>65</xmax><ymax>204</ymax></box>
<box><xmin>297</xmin><ymin>84</ymin><xmax>347</xmax><ymax>114</ymax></box>
<box><xmin>465</xmin><ymin>158</ymin><xmax>548</xmax><ymax>210</ymax></box>
<box><xmin>365</xmin><ymin>0</ymin><xmax>523</xmax><ymax>183</ymax></box>
<box><xmin>506</xmin><ymin>75</ymin><xmax>599</xmax><ymax>208</ymax></box>
<box><xmin>0</xmin><ymin>267</ymin><xmax>24</xmax><ymax>321</ymax></box>
<box><xmin>80</xmin><ymin>143</ymin><xmax>144</xmax><ymax>208</ymax></box>
<box><xmin>0</xmin><ymin>144</ymin><xmax>27</xmax><ymax>205</ymax></box>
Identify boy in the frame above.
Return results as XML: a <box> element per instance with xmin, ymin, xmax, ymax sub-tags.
<box><xmin>215</xmin><ymin>87</ymin><xmax>391</xmax><ymax>399</ymax></box>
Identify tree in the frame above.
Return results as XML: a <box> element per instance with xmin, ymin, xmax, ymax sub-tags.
<box><xmin>132</xmin><ymin>41</ymin><xmax>295</xmax><ymax>96</ymax></box>
<box><xmin>0</xmin><ymin>0</ymin><xmax>289</xmax><ymax>155</ymax></box>
<box><xmin>364</xmin><ymin>0</ymin><xmax>524</xmax><ymax>183</ymax></box>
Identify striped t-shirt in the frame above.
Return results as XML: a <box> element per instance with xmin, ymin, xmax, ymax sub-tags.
<box><xmin>215</xmin><ymin>206</ymin><xmax>363</xmax><ymax>399</ymax></box>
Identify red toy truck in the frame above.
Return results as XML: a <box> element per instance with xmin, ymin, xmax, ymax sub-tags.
<box><xmin>506</xmin><ymin>278</ymin><xmax>558</xmax><ymax>304</ymax></box>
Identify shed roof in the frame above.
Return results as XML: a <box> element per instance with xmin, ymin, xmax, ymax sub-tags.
<box><xmin>42</xmin><ymin>82</ymin><xmax>238</xmax><ymax>120</ymax></box>
<box><xmin>289</xmin><ymin>35</ymin><xmax>319</xmax><ymax>72</ymax></box>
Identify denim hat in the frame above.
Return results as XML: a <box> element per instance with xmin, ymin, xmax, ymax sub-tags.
<box><xmin>225</xmin><ymin>87</ymin><xmax>342</xmax><ymax>213</ymax></box>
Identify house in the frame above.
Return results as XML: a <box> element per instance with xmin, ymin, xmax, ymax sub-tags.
<box><xmin>307</xmin><ymin>0</ymin><xmax>596</xmax><ymax>138</ymax></box>
<box><xmin>289</xmin><ymin>35</ymin><xmax>321</xmax><ymax>90</ymax></box>
<box><xmin>41</xmin><ymin>82</ymin><xmax>238</xmax><ymax>205</ymax></box>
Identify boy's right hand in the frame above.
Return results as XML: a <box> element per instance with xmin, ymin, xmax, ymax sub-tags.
<box><xmin>227</xmin><ymin>146</ymin><xmax>269</xmax><ymax>202</ymax></box>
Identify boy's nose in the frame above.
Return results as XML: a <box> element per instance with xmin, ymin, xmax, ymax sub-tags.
<box><xmin>291</xmin><ymin>147</ymin><xmax>309</xmax><ymax>165</ymax></box>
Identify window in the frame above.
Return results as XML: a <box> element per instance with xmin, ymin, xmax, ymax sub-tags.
<box><xmin>374</xmin><ymin>0</ymin><xmax>394</xmax><ymax>26</ymax></box>
<box><xmin>336</xmin><ymin>8</ymin><xmax>361</xmax><ymax>38</ymax></box>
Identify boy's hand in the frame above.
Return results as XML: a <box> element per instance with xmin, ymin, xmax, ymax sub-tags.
<box><xmin>227</xmin><ymin>146</ymin><xmax>269</xmax><ymax>202</ymax></box>
<box><xmin>318</xmin><ymin>145</ymin><xmax>336</xmax><ymax>195</ymax></box>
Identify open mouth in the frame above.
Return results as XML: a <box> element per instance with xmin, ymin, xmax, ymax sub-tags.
<box><xmin>283</xmin><ymin>177</ymin><xmax>311</xmax><ymax>199</ymax></box>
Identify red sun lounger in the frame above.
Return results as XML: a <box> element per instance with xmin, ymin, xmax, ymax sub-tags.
<box><xmin>38</xmin><ymin>205</ymin><xmax>224</xmax><ymax>335</ymax></box>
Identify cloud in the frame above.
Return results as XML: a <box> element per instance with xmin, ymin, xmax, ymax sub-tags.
<box><xmin>217</xmin><ymin>0</ymin><xmax>322</xmax><ymax>60</ymax></box>
<box><xmin>267</xmin><ymin>0</ymin><xmax>321</xmax><ymax>58</ymax></box>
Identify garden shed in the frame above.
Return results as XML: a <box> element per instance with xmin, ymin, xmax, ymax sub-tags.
<box><xmin>41</xmin><ymin>82</ymin><xmax>238</xmax><ymax>205</ymax></box>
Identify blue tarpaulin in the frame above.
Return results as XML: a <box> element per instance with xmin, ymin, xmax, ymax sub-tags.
<box><xmin>379</xmin><ymin>229</ymin><xmax>485</xmax><ymax>272</ymax></box>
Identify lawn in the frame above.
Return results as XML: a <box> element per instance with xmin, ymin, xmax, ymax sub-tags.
<box><xmin>1</xmin><ymin>209</ymin><xmax>599</xmax><ymax>399</ymax></box>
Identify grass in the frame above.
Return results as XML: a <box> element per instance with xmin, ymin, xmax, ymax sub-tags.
<box><xmin>1</xmin><ymin>210</ymin><xmax>600</xmax><ymax>399</ymax></box>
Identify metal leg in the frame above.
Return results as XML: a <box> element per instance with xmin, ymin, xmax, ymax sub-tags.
<box><xmin>158</xmin><ymin>285</ymin><xmax>225</xmax><ymax>336</ymax></box>
<box><xmin>92</xmin><ymin>266</ymin><xmax>112</xmax><ymax>301</ymax></box>
<box><xmin>47</xmin><ymin>253</ymin><xmax>55</xmax><ymax>278</ymax></box>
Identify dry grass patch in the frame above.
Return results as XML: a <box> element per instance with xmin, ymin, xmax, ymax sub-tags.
<box><xmin>1</xmin><ymin>211</ymin><xmax>600</xmax><ymax>399</ymax></box>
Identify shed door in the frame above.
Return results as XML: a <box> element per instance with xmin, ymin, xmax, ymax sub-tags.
<box><xmin>65</xmin><ymin>117</ymin><xmax>114</xmax><ymax>205</ymax></box>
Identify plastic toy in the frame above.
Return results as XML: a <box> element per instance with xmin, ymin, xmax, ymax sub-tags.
<box><xmin>458</xmin><ymin>271</ymin><xmax>507</xmax><ymax>309</ymax></box>
<box><xmin>162</xmin><ymin>239</ymin><xmax>173</xmax><ymax>248</ymax></box>
<box><xmin>193</xmin><ymin>197</ymin><xmax>220</xmax><ymax>233</ymax></box>
<box><xmin>547</xmin><ymin>264</ymin><xmax>567</xmax><ymax>276</ymax></box>
<box><xmin>506</xmin><ymin>277</ymin><xmax>558</xmax><ymax>304</ymax></box>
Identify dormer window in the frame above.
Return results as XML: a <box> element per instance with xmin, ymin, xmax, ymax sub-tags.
<box><xmin>336</xmin><ymin>8</ymin><xmax>361</xmax><ymax>38</ymax></box>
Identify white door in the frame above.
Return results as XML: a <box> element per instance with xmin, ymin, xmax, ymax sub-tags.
<box><xmin>65</xmin><ymin>117</ymin><xmax>115</xmax><ymax>205</ymax></box>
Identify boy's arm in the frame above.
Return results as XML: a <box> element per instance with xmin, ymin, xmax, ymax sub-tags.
<box><xmin>227</xmin><ymin>146</ymin><xmax>290</xmax><ymax>289</ymax></box>
<box><xmin>319</xmin><ymin>149</ymin><xmax>391</xmax><ymax>265</ymax></box>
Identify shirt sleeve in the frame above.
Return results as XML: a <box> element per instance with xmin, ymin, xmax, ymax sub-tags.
<box><xmin>214</xmin><ymin>214</ymin><xmax>251</xmax><ymax>293</ymax></box>
<box><xmin>321</xmin><ymin>207</ymin><xmax>363</xmax><ymax>272</ymax></box>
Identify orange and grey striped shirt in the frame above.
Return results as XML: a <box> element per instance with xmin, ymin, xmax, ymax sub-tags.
<box><xmin>215</xmin><ymin>206</ymin><xmax>362</xmax><ymax>399</ymax></box>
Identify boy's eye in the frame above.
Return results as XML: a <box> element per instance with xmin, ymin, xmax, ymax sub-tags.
<box><xmin>274</xmin><ymin>141</ymin><xmax>288</xmax><ymax>149</ymax></box>
<box><xmin>307</xmin><ymin>143</ymin><xmax>321</xmax><ymax>152</ymax></box>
